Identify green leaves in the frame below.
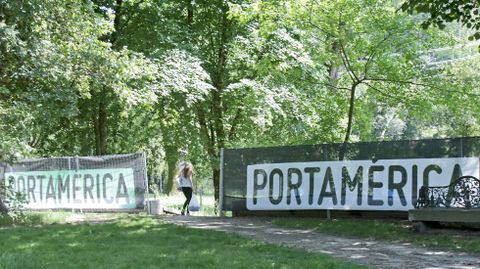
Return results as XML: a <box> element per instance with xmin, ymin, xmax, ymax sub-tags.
<box><xmin>401</xmin><ymin>0</ymin><xmax>480</xmax><ymax>46</ymax></box>
<box><xmin>1</xmin><ymin>0</ymin><xmax>479</xmax><ymax>198</ymax></box>
<box><xmin>0</xmin><ymin>0</ymin><xmax>164</xmax><ymax>158</ymax></box>
<box><xmin>155</xmin><ymin>49</ymin><xmax>213</xmax><ymax>102</ymax></box>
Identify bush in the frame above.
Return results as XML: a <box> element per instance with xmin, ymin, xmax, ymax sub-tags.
<box><xmin>0</xmin><ymin>177</ymin><xmax>27</xmax><ymax>222</ymax></box>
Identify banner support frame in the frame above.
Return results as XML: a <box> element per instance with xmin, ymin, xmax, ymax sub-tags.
<box><xmin>219</xmin><ymin>148</ymin><xmax>225</xmax><ymax>216</ymax></box>
<box><xmin>143</xmin><ymin>152</ymin><xmax>149</xmax><ymax>211</ymax></box>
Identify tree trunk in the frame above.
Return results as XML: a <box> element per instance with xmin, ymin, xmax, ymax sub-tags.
<box><xmin>209</xmin><ymin>7</ymin><xmax>230</xmax><ymax>202</ymax></box>
<box><xmin>94</xmin><ymin>100</ymin><xmax>108</xmax><ymax>155</ymax></box>
<box><xmin>164</xmin><ymin>145</ymin><xmax>179</xmax><ymax>195</ymax></box>
<box><xmin>192</xmin><ymin>3</ymin><xmax>230</xmax><ymax>206</ymax></box>
<box><xmin>0</xmin><ymin>166</ymin><xmax>9</xmax><ymax>214</ymax></box>
<box><xmin>344</xmin><ymin>83</ymin><xmax>357</xmax><ymax>144</ymax></box>
<box><xmin>165</xmin><ymin>159</ymin><xmax>178</xmax><ymax>195</ymax></box>
<box><xmin>213</xmin><ymin>168</ymin><xmax>220</xmax><ymax>203</ymax></box>
<box><xmin>326</xmin><ymin>40</ymin><xmax>342</xmax><ymax>87</ymax></box>
<box><xmin>339</xmin><ymin>83</ymin><xmax>358</xmax><ymax>160</ymax></box>
<box><xmin>91</xmin><ymin>0</ymin><xmax>122</xmax><ymax>156</ymax></box>
<box><xmin>186</xmin><ymin>0</ymin><xmax>193</xmax><ymax>25</ymax></box>
<box><xmin>110</xmin><ymin>0</ymin><xmax>123</xmax><ymax>47</ymax></box>
<box><xmin>0</xmin><ymin>199</ymin><xmax>8</xmax><ymax>215</ymax></box>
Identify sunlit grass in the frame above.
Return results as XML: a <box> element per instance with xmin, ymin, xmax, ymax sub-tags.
<box><xmin>0</xmin><ymin>211</ymin><xmax>123</xmax><ymax>227</ymax></box>
<box><xmin>271</xmin><ymin>217</ymin><xmax>480</xmax><ymax>253</ymax></box>
<box><xmin>0</xmin><ymin>214</ymin><xmax>368</xmax><ymax>269</ymax></box>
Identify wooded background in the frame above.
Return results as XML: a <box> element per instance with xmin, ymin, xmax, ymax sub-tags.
<box><xmin>1</xmin><ymin>0</ymin><xmax>479</xmax><ymax>202</ymax></box>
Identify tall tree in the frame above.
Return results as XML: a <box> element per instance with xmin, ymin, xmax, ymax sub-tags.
<box><xmin>236</xmin><ymin>0</ymin><xmax>446</xmax><ymax>158</ymax></box>
<box><xmin>86</xmin><ymin>0</ymin><xmax>160</xmax><ymax>155</ymax></box>
<box><xmin>0</xmin><ymin>0</ymin><xmax>158</xmax><ymax>158</ymax></box>
<box><xmin>401</xmin><ymin>0</ymin><xmax>480</xmax><ymax>46</ymax></box>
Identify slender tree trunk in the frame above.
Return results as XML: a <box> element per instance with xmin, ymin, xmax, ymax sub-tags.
<box><xmin>0</xmin><ymin>173</ymin><xmax>9</xmax><ymax>214</ymax></box>
<box><xmin>344</xmin><ymin>83</ymin><xmax>357</xmax><ymax>144</ymax></box>
<box><xmin>94</xmin><ymin>100</ymin><xmax>108</xmax><ymax>155</ymax></box>
<box><xmin>186</xmin><ymin>0</ymin><xmax>193</xmax><ymax>25</ymax></box>
<box><xmin>211</xmin><ymin>88</ymin><xmax>224</xmax><ymax>205</ymax></box>
<box><xmin>209</xmin><ymin>8</ymin><xmax>230</xmax><ymax>203</ymax></box>
<box><xmin>196</xmin><ymin>107</ymin><xmax>217</xmax><ymax>158</ymax></box>
<box><xmin>339</xmin><ymin>82</ymin><xmax>358</xmax><ymax>160</ymax></box>
<box><xmin>213</xmin><ymin>168</ymin><xmax>220</xmax><ymax>202</ymax></box>
<box><xmin>0</xmin><ymin>199</ymin><xmax>8</xmax><ymax>215</ymax></box>
<box><xmin>184</xmin><ymin>0</ymin><xmax>227</xmax><ymax>206</ymax></box>
<box><xmin>91</xmin><ymin>0</ymin><xmax>122</xmax><ymax>156</ymax></box>
<box><xmin>196</xmin><ymin>106</ymin><xmax>220</xmax><ymax>202</ymax></box>
<box><xmin>110</xmin><ymin>0</ymin><xmax>123</xmax><ymax>47</ymax></box>
<box><xmin>326</xmin><ymin>41</ymin><xmax>342</xmax><ymax>87</ymax></box>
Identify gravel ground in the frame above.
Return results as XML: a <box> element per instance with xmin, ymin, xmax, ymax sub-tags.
<box><xmin>161</xmin><ymin>215</ymin><xmax>480</xmax><ymax>269</ymax></box>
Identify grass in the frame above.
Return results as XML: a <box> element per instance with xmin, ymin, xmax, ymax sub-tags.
<box><xmin>0</xmin><ymin>211</ymin><xmax>117</xmax><ymax>227</ymax></box>
<box><xmin>0</xmin><ymin>213</ymin><xmax>368</xmax><ymax>269</ymax></box>
<box><xmin>271</xmin><ymin>217</ymin><xmax>480</xmax><ymax>253</ymax></box>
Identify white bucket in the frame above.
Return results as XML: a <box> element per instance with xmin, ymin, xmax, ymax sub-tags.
<box><xmin>147</xmin><ymin>200</ymin><xmax>163</xmax><ymax>215</ymax></box>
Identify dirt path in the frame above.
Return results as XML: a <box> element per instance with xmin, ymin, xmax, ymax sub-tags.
<box><xmin>161</xmin><ymin>215</ymin><xmax>480</xmax><ymax>269</ymax></box>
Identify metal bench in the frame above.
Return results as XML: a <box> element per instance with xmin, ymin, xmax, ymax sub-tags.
<box><xmin>409</xmin><ymin>175</ymin><xmax>480</xmax><ymax>231</ymax></box>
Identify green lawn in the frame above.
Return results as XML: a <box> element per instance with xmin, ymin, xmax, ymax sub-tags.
<box><xmin>0</xmin><ymin>213</ymin><xmax>368</xmax><ymax>269</ymax></box>
<box><xmin>271</xmin><ymin>217</ymin><xmax>480</xmax><ymax>253</ymax></box>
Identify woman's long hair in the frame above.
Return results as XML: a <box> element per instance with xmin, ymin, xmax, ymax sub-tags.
<box><xmin>179</xmin><ymin>162</ymin><xmax>193</xmax><ymax>178</ymax></box>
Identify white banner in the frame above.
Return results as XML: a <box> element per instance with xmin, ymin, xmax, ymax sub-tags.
<box><xmin>246</xmin><ymin>157</ymin><xmax>479</xmax><ymax>211</ymax></box>
<box><xmin>5</xmin><ymin>168</ymin><xmax>136</xmax><ymax>209</ymax></box>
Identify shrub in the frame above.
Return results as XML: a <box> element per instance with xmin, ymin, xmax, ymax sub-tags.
<box><xmin>0</xmin><ymin>177</ymin><xmax>27</xmax><ymax>222</ymax></box>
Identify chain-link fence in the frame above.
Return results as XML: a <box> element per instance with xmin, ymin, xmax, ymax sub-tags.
<box><xmin>0</xmin><ymin>153</ymin><xmax>147</xmax><ymax>211</ymax></box>
<box><xmin>220</xmin><ymin>137</ymin><xmax>480</xmax><ymax>213</ymax></box>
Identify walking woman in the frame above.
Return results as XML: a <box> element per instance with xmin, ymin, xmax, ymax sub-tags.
<box><xmin>177</xmin><ymin>162</ymin><xmax>194</xmax><ymax>215</ymax></box>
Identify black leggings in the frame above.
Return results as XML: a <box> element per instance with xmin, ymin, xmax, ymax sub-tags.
<box><xmin>181</xmin><ymin>187</ymin><xmax>193</xmax><ymax>213</ymax></box>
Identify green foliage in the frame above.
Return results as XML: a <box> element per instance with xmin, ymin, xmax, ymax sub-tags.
<box><xmin>401</xmin><ymin>0</ymin><xmax>480</xmax><ymax>43</ymax></box>
<box><xmin>1</xmin><ymin>0</ymin><xmax>479</xmax><ymax>199</ymax></box>
<box><xmin>0</xmin><ymin>0</ymin><xmax>162</xmax><ymax>158</ymax></box>
<box><xmin>0</xmin><ymin>177</ymin><xmax>27</xmax><ymax>221</ymax></box>
<box><xmin>231</xmin><ymin>0</ymin><xmax>454</xmax><ymax>144</ymax></box>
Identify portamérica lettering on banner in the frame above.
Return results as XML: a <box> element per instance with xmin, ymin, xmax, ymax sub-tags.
<box><xmin>246</xmin><ymin>157</ymin><xmax>479</xmax><ymax>211</ymax></box>
<box><xmin>5</xmin><ymin>168</ymin><xmax>135</xmax><ymax>209</ymax></box>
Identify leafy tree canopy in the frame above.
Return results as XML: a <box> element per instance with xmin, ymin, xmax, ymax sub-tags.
<box><xmin>401</xmin><ymin>0</ymin><xmax>480</xmax><ymax>42</ymax></box>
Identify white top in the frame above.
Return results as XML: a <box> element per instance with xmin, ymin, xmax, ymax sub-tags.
<box><xmin>178</xmin><ymin>175</ymin><xmax>192</xmax><ymax>188</ymax></box>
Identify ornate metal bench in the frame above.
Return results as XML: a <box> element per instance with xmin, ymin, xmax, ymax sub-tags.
<box><xmin>416</xmin><ymin>175</ymin><xmax>480</xmax><ymax>209</ymax></box>
<box><xmin>409</xmin><ymin>175</ymin><xmax>480</xmax><ymax>231</ymax></box>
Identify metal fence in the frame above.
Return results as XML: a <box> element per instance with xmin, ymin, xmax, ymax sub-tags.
<box><xmin>0</xmin><ymin>153</ymin><xmax>147</xmax><ymax>211</ymax></box>
<box><xmin>220</xmin><ymin>137</ymin><xmax>480</xmax><ymax>213</ymax></box>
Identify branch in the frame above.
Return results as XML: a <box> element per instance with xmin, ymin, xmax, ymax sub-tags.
<box><xmin>338</xmin><ymin>40</ymin><xmax>361</xmax><ymax>83</ymax></box>
<box><xmin>304</xmin><ymin>11</ymin><xmax>329</xmax><ymax>36</ymax></box>
<box><xmin>228</xmin><ymin>107</ymin><xmax>242</xmax><ymax>140</ymax></box>
<box><xmin>305</xmin><ymin>78</ymin><xmax>351</xmax><ymax>91</ymax></box>
<box><xmin>363</xmin><ymin>33</ymin><xmax>392</xmax><ymax>77</ymax></box>
<box><xmin>119</xmin><ymin>0</ymin><xmax>145</xmax><ymax>33</ymax></box>
<box><xmin>303</xmin><ymin>0</ymin><xmax>329</xmax><ymax>34</ymax></box>
<box><xmin>292</xmin><ymin>67</ymin><xmax>348</xmax><ymax>91</ymax></box>
<box><xmin>363</xmin><ymin>81</ymin><xmax>408</xmax><ymax>106</ymax></box>
<box><xmin>364</xmin><ymin>77</ymin><xmax>434</xmax><ymax>88</ymax></box>
<box><xmin>195</xmin><ymin>105</ymin><xmax>216</xmax><ymax>157</ymax></box>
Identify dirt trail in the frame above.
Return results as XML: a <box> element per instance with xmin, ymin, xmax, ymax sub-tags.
<box><xmin>161</xmin><ymin>215</ymin><xmax>480</xmax><ymax>269</ymax></box>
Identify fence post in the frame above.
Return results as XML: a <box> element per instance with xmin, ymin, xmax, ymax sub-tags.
<box><xmin>219</xmin><ymin>148</ymin><xmax>225</xmax><ymax>217</ymax></box>
<box><xmin>143</xmin><ymin>152</ymin><xmax>149</xmax><ymax>212</ymax></box>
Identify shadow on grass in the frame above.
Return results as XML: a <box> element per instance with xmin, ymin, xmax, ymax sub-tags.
<box><xmin>272</xmin><ymin>217</ymin><xmax>480</xmax><ymax>254</ymax></box>
<box><xmin>0</xmin><ymin>215</ymin><xmax>368</xmax><ymax>269</ymax></box>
